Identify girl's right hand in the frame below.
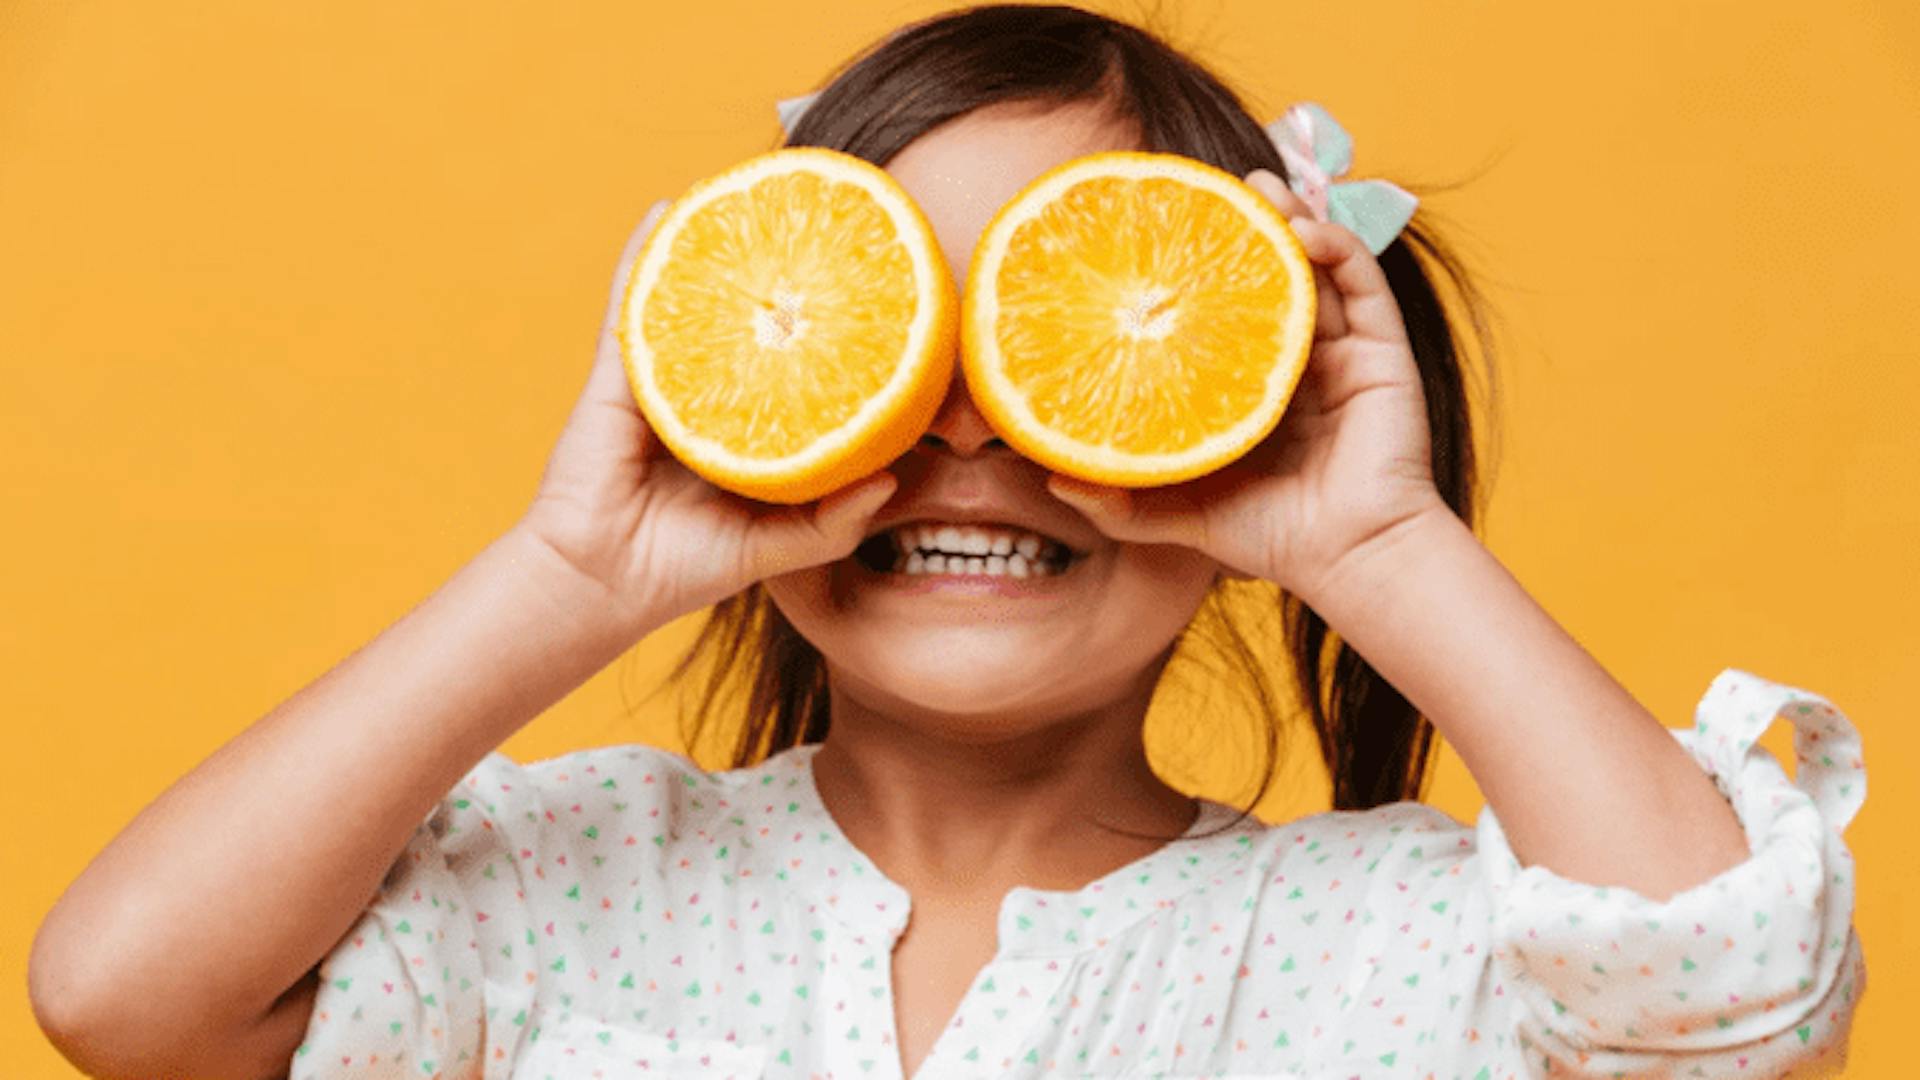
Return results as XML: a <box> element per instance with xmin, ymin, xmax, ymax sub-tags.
<box><xmin>515</xmin><ymin>201</ymin><xmax>898</xmax><ymax>639</ymax></box>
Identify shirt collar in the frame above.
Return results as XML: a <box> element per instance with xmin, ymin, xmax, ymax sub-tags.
<box><xmin>742</xmin><ymin>741</ymin><xmax>914</xmax><ymax>943</ymax></box>
<box><xmin>750</xmin><ymin>742</ymin><xmax>1264</xmax><ymax>956</ymax></box>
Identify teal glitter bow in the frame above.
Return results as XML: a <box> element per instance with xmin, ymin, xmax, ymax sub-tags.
<box><xmin>776</xmin><ymin>94</ymin><xmax>1416</xmax><ymax>256</ymax></box>
<box><xmin>1263</xmin><ymin>102</ymin><xmax>1417</xmax><ymax>255</ymax></box>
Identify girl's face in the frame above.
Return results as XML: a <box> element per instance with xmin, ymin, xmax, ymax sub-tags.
<box><xmin>762</xmin><ymin>100</ymin><xmax>1223</xmax><ymax>732</ymax></box>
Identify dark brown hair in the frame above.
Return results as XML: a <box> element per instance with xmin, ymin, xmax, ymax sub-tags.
<box><xmin>664</xmin><ymin>3</ymin><xmax>1498</xmax><ymax>833</ymax></box>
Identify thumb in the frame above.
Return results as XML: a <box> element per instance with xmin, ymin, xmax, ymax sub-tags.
<box><xmin>742</xmin><ymin>471</ymin><xmax>899</xmax><ymax>581</ymax></box>
<box><xmin>1047</xmin><ymin>475</ymin><xmax>1208</xmax><ymax>551</ymax></box>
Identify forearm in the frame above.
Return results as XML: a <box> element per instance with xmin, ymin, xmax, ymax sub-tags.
<box><xmin>1300</xmin><ymin>507</ymin><xmax>1750</xmax><ymax>900</ymax></box>
<box><xmin>30</xmin><ymin>524</ymin><xmax>648</xmax><ymax>1069</ymax></box>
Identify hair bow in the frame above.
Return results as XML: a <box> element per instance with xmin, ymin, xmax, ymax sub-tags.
<box><xmin>1263</xmin><ymin>102</ymin><xmax>1416</xmax><ymax>255</ymax></box>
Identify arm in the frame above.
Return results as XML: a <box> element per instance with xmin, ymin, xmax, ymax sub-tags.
<box><xmin>30</xmin><ymin>197</ymin><xmax>896</xmax><ymax>1078</ymax></box>
<box><xmin>28</xmin><ymin>525</ymin><xmax>648</xmax><ymax>1078</ymax></box>
<box><xmin>1047</xmin><ymin>170</ymin><xmax>1859</xmax><ymax>1070</ymax></box>
<box><xmin>1045</xmin><ymin>174</ymin><xmax>1749</xmax><ymax>902</ymax></box>
<box><xmin>1300</xmin><ymin>505</ymin><xmax>1751</xmax><ymax>899</ymax></box>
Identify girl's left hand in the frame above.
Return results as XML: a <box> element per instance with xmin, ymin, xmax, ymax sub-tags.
<box><xmin>1047</xmin><ymin>169</ymin><xmax>1450</xmax><ymax>604</ymax></box>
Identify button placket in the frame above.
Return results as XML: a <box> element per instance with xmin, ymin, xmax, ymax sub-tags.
<box><xmin>808</xmin><ymin>913</ymin><xmax>911</xmax><ymax>1079</ymax></box>
<box><xmin>780</xmin><ymin>745</ymin><xmax>1268</xmax><ymax>1076</ymax></box>
<box><xmin>913</xmin><ymin>952</ymin><xmax>1076</xmax><ymax>1079</ymax></box>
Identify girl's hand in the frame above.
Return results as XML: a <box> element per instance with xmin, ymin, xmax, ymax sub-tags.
<box><xmin>1046</xmin><ymin>170</ymin><xmax>1449</xmax><ymax>605</ymax></box>
<box><xmin>516</xmin><ymin>201</ymin><xmax>897</xmax><ymax>637</ymax></box>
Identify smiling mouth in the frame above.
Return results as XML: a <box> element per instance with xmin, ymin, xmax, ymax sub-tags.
<box><xmin>852</xmin><ymin>521</ymin><xmax>1084</xmax><ymax>578</ymax></box>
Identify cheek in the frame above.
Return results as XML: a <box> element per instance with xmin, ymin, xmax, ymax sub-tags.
<box><xmin>1100</xmin><ymin>544</ymin><xmax>1221</xmax><ymax>649</ymax></box>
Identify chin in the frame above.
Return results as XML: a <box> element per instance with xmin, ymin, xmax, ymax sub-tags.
<box><xmin>827</xmin><ymin>624</ymin><xmax>1079</xmax><ymax>718</ymax></box>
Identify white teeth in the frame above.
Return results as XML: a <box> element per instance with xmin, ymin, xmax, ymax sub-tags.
<box><xmin>896</xmin><ymin>550</ymin><xmax>1036</xmax><ymax>578</ymax></box>
<box><xmin>883</xmin><ymin>520</ymin><xmax>1079</xmax><ymax>579</ymax></box>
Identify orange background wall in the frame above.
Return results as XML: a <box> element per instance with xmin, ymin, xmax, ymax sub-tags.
<box><xmin>3</xmin><ymin>1</ymin><xmax>1913</xmax><ymax>1074</ymax></box>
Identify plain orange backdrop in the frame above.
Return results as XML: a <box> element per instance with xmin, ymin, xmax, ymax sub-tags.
<box><xmin>3</xmin><ymin>1</ymin><xmax>1913</xmax><ymax>1075</ymax></box>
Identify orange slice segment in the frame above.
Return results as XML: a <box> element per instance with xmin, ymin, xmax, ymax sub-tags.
<box><xmin>962</xmin><ymin>151</ymin><xmax>1317</xmax><ymax>486</ymax></box>
<box><xmin>620</xmin><ymin>148</ymin><xmax>957</xmax><ymax>503</ymax></box>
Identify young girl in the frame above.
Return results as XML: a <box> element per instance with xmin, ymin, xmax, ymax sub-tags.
<box><xmin>31</xmin><ymin>5</ymin><xmax>1865</xmax><ymax>1078</ymax></box>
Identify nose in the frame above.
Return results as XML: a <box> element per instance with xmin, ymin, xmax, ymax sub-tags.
<box><xmin>918</xmin><ymin>372</ymin><xmax>1009</xmax><ymax>457</ymax></box>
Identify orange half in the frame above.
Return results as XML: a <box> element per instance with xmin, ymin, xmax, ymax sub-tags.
<box><xmin>962</xmin><ymin>151</ymin><xmax>1317</xmax><ymax>486</ymax></box>
<box><xmin>619</xmin><ymin>148</ymin><xmax>957</xmax><ymax>504</ymax></box>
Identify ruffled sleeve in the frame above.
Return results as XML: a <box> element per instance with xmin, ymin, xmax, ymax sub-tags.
<box><xmin>1475</xmin><ymin>667</ymin><xmax>1866</xmax><ymax>1075</ymax></box>
<box><xmin>289</xmin><ymin>750</ymin><xmax>545</xmax><ymax>1080</ymax></box>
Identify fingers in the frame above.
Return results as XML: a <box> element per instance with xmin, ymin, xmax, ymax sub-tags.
<box><xmin>743</xmin><ymin>471</ymin><xmax>899</xmax><ymax>581</ymax></box>
<box><xmin>1245</xmin><ymin>168</ymin><xmax>1310</xmax><ymax>220</ymax></box>
<box><xmin>1246</xmin><ymin>170</ymin><xmax>1346</xmax><ymax>341</ymax></box>
<box><xmin>1046</xmin><ymin>475</ymin><xmax>1208</xmax><ymax>551</ymax></box>
<box><xmin>1245</xmin><ymin>168</ymin><xmax>1411</xmax><ymax>349</ymax></box>
<box><xmin>1285</xmin><ymin>215</ymin><xmax>1410</xmax><ymax>349</ymax></box>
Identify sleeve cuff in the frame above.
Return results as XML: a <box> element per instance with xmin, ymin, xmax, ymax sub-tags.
<box><xmin>1475</xmin><ymin>668</ymin><xmax>1865</xmax><ymax>1062</ymax></box>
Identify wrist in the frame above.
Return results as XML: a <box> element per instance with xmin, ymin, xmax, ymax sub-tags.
<box><xmin>1292</xmin><ymin>499</ymin><xmax>1472</xmax><ymax>617</ymax></box>
<box><xmin>493</xmin><ymin>522</ymin><xmax>668</xmax><ymax>657</ymax></box>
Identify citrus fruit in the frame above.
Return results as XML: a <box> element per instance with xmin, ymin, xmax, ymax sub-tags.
<box><xmin>619</xmin><ymin>147</ymin><xmax>957</xmax><ymax>504</ymax></box>
<box><xmin>961</xmin><ymin>151</ymin><xmax>1318</xmax><ymax>487</ymax></box>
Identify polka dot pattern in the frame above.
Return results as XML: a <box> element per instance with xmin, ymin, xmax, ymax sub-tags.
<box><xmin>290</xmin><ymin>667</ymin><xmax>1864</xmax><ymax>1077</ymax></box>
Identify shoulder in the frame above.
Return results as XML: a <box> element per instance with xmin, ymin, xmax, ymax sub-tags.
<box><xmin>1179</xmin><ymin>799</ymin><xmax>1481</xmax><ymax>916</ymax></box>
<box><xmin>1245</xmin><ymin>799</ymin><xmax>1476</xmax><ymax>869</ymax></box>
<box><xmin>436</xmin><ymin>742</ymin><xmax>709</xmax><ymax>818</ymax></box>
<box><xmin>422</xmin><ymin>743</ymin><xmax>777</xmax><ymax>865</ymax></box>
<box><xmin>1224</xmin><ymin>799</ymin><xmax>1488</xmax><ymax>937</ymax></box>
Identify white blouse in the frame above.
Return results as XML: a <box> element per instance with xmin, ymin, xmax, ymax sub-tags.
<box><xmin>290</xmin><ymin>666</ymin><xmax>1865</xmax><ymax>1077</ymax></box>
